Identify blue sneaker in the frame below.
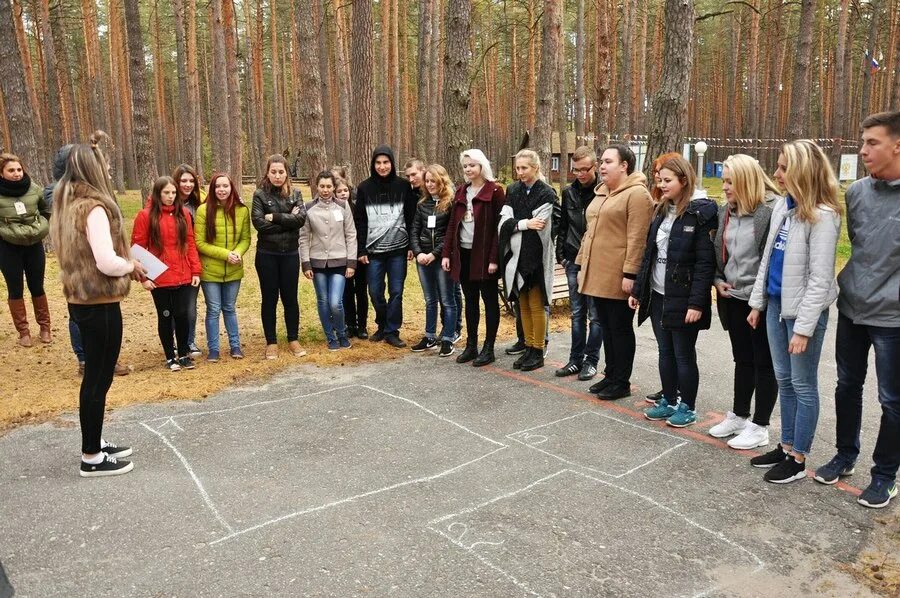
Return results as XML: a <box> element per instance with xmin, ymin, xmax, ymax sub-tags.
<box><xmin>338</xmin><ymin>336</ymin><xmax>352</xmax><ymax>349</ymax></box>
<box><xmin>813</xmin><ymin>454</ymin><xmax>856</xmax><ymax>485</ymax></box>
<box><xmin>207</xmin><ymin>350</ymin><xmax>220</xmax><ymax>363</ymax></box>
<box><xmin>644</xmin><ymin>398</ymin><xmax>677</xmax><ymax>421</ymax></box>
<box><xmin>857</xmin><ymin>479</ymin><xmax>898</xmax><ymax>509</ymax></box>
<box><xmin>666</xmin><ymin>402</ymin><xmax>697</xmax><ymax>428</ymax></box>
<box><xmin>327</xmin><ymin>338</ymin><xmax>340</xmax><ymax>351</ymax></box>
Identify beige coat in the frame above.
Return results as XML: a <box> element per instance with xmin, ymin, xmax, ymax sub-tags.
<box><xmin>299</xmin><ymin>197</ymin><xmax>357</xmax><ymax>272</ymax></box>
<box><xmin>575</xmin><ymin>172</ymin><xmax>653</xmax><ymax>300</ymax></box>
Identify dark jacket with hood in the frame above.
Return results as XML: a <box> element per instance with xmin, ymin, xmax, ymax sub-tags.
<box><xmin>410</xmin><ymin>195</ymin><xmax>452</xmax><ymax>259</ymax></box>
<box><xmin>555</xmin><ymin>174</ymin><xmax>598</xmax><ymax>264</ymax></box>
<box><xmin>354</xmin><ymin>146</ymin><xmax>418</xmax><ymax>259</ymax></box>
<box><xmin>43</xmin><ymin>144</ymin><xmax>74</xmax><ymax>211</ymax></box>
<box><xmin>251</xmin><ymin>186</ymin><xmax>306</xmax><ymax>254</ymax></box>
<box><xmin>632</xmin><ymin>198</ymin><xmax>718</xmax><ymax>330</ymax></box>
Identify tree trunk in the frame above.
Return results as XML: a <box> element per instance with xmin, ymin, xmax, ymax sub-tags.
<box><xmin>123</xmin><ymin>0</ymin><xmax>159</xmax><ymax>198</ymax></box>
<box><xmin>0</xmin><ymin>0</ymin><xmax>50</xmax><ymax>181</ymax></box>
<box><xmin>81</xmin><ymin>0</ymin><xmax>108</xmax><ymax>131</ymax></box>
<box><xmin>442</xmin><ymin>0</ymin><xmax>472</xmax><ymax>178</ymax></box>
<box><xmin>745</xmin><ymin>1</ymin><xmax>761</xmax><ymax>138</ymax></box>
<box><xmin>210</xmin><ymin>0</ymin><xmax>232</xmax><ymax>174</ymax></box>
<box><xmin>415</xmin><ymin>0</ymin><xmax>434</xmax><ymax>159</ymax></box>
<box><xmin>107</xmin><ymin>0</ymin><xmax>126</xmax><ymax>192</ymax></box>
<box><xmin>380</xmin><ymin>0</ymin><xmax>391</xmax><ymax>142</ymax></box>
<box><xmin>12</xmin><ymin>0</ymin><xmax>44</xmax><ymax>152</ymax></box>
<box><xmin>173</xmin><ymin>0</ymin><xmax>192</xmax><ymax>164</ymax></box>
<box><xmin>557</xmin><ymin>26</ymin><xmax>568</xmax><ymax>186</ymax></box>
<box><xmin>594</xmin><ymin>0</ymin><xmax>611</xmax><ymax>143</ymax></box>
<box><xmin>616</xmin><ymin>0</ymin><xmax>635</xmax><ymax>136</ymax></box>
<box><xmin>533</xmin><ymin>0</ymin><xmax>561</xmax><ymax>177</ymax></box>
<box><xmin>859</xmin><ymin>0</ymin><xmax>883</xmax><ymax>122</ymax></box>
<box><xmin>893</xmin><ymin>7</ymin><xmax>900</xmax><ymax>109</ymax></box>
<box><xmin>643</xmin><ymin>0</ymin><xmax>694</xmax><ymax>178</ymax></box>
<box><xmin>151</xmin><ymin>1</ymin><xmax>169</xmax><ymax>174</ymax></box>
<box><xmin>574</xmin><ymin>0</ymin><xmax>585</xmax><ymax>144</ymax></box>
<box><xmin>313</xmin><ymin>0</ymin><xmax>335</xmax><ymax>159</ymax></box>
<box><xmin>636</xmin><ymin>0</ymin><xmax>648</xmax><ymax>132</ymax></box>
<box><xmin>331</xmin><ymin>0</ymin><xmax>352</xmax><ymax>160</ymax></box>
<box><xmin>351</xmin><ymin>0</ymin><xmax>376</xmax><ymax>184</ymax></box>
<box><xmin>525</xmin><ymin>0</ymin><xmax>537</xmax><ymax>132</ymax></box>
<box><xmin>391</xmin><ymin>0</ymin><xmax>402</xmax><ymax>151</ymax></box>
<box><xmin>295</xmin><ymin>0</ymin><xmax>329</xmax><ymax>182</ymax></box>
<box><xmin>48</xmin><ymin>0</ymin><xmax>82</xmax><ymax>139</ymax></box>
<box><xmin>187</xmin><ymin>0</ymin><xmax>202</xmax><ymax>173</ymax></box>
<box><xmin>222</xmin><ymin>0</ymin><xmax>242</xmax><ymax>183</ymax></box>
<box><xmin>786</xmin><ymin>0</ymin><xmax>816</xmax><ymax>139</ymax></box>
<box><xmin>830</xmin><ymin>0</ymin><xmax>851</xmax><ymax>163</ymax></box>
<box><xmin>37</xmin><ymin>0</ymin><xmax>63</xmax><ymax>150</ymax></box>
<box><xmin>427</xmin><ymin>0</ymin><xmax>444</xmax><ymax>161</ymax></box>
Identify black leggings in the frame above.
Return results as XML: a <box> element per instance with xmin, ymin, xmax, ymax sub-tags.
<box><xmin>0</xmin><ymin>238</ymin><xmax>45</xmax><ymax>300</ymax></box>
<box><xmin>151</xmin><ymin>285</ymin><xmax>191</xmax><ymax>360</ymax></box>
<box><xmin>343</xmin><ymin>260</ymin><xmax>369</xmax><ymax>330</ymax></box>
<box><xmin>459</xmin><ymin>248</ymin><xmax>499</xmax><ymax>346</ymax></box>
<box><xmin>68</xmin><ymin>302</ymin><xmax>122</xmax><ymax>455</ymax></box>
<box><xmin>255</xmin><ymin>252</ymin><xmax>300</xmax><ymax>344</ymax></box>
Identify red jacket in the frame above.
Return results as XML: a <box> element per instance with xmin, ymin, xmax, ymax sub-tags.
<box><xmin>442</xmin><ymin>181</ymin><xmax>506</xmax><ymax>282</ymax></box>
<box><xmin>131</xmin><ymin>205</ymin><xmax>202</xmax><ymax>288</ymax></box>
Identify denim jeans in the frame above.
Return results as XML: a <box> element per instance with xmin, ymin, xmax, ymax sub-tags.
<box><xmin>564</xmin><ymin>262</ymin><xmax>602</xmax><ymax>366</ymax></box>
<box><xmin>201</xmin><ymin>280</ymin><xmax>242</xmax><ymax>352</ymax></box>
<box><xmin>440</xmin><ymin>281</ymin><xmax>463</xmax><ymax>337</ymax></box>
<box><xmin>834</xmin><ymin>312</ymin><xmax>900</xmax><ymax>482</ymax></box>
<box><xmin>367</xmin><ymin>253</ymin><xmax>407</xmax><ymax>336</ymax></box>
<box><xmin>766</xmin><ymin>295</ymin><xmax>829</xmax><ymax>456</ymax></box>
<box><xmin>417</xmin><ymin>260</ymin><xmax>458</xmax><ymax>341</ymax></box>
<box><xmin>69</xmin><ymin>318</ymin><xmax>84</xmax><ymax>363</ymax></box>
<box><xmin>650</xmin><ymin>292</ymin><xmax>700</xmax><ymax>409</ymax></box>
<box><xmin>313</xmin><ymin>267</ymin><xmax>347</xmax><ymax>341</ymax></box>
<box><xmin>185</xmin><ymin>283</ymin><xmax>200</xmax><ymax>346</ymax></box>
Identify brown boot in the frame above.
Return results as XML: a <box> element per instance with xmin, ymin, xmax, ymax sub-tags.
<box><xmin>32</xmin><ymin>294</ymin><xmax>51</xmax><ymax>343</ymax></box>
<box><xmin>8</xmin><ymin>299</ymin><xmax>32</xmax><ymax>347</ymax></box>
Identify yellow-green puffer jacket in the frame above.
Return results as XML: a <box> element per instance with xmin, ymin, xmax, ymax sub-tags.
<box><xmin>0</xmin><ymin>182</ymin><xmax>49</xmax><ymax>246</ymax></box>
<box><xmin>194</xmin><ymin>201</ymin><xmax>252</xmax><ymax>282</ymax></box>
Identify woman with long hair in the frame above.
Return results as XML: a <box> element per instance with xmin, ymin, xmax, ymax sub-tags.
<box><xmin>499</xmin><ymin>149</ymin><xmax>557</xmax><ymax>371</ymax></box>
<box><xmin>708</xmin><ymin>154</ymin><xmax>780</xmax><ymax>449</ymax></box>
<box><xmin>51</xmin><ymin>139</ymin><xmax>147</xmax><ymax>476</ymax></box>
<box><xmin>300</xmin><ymin>171</ymin><xmax>357</xmax><ymax>350</ymax></box>
<box><xmin>631</xmin><ymin>155</ymin><xmax>717</xmax><ymax>428</ymax></box>
<box><xmin>251</xmin><ymin>155</ymin><xmax>307</xmax><ymax>359</ymax></box>
<box><xmin>195</xmin><ymin>172</ymin><xmax>251</xmax><ymax>361</ymax></box>
<box><xmin>172</xmin><ymin>164</ymin><xmax>204</xmax><ymax>356</ymax></box>
<box><xmin>131</xmin><ymin>176</ymin><xmax>202</xmax><ymax>371</ymax></box>
<box><xmin>747</xmin><ymin>140</ymin><xmax>842</xmax><ymax>483</ymax></box>
<box><xmin>409</xmin><ymin>164</ymin><xmax>458</xmax><ymax>357</ymax></box>
<box><xmin>442</xmin><ymin>149</ymin><xmax>506</xmax><ymax>366</ymax></box>
<box><xmin>0</xmin><ymin>153</ymin><xmax>51</xmax><ymax>346</ymax></box>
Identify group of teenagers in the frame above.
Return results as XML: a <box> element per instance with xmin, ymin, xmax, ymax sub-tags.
<box><xmin>0</xmin><ymin>111</ymin><xmax>897</xmax><ymax>511</ymax></box>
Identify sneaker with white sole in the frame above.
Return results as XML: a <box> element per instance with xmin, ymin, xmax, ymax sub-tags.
<box><xmin>166</xmin><ymin>358</ymin><xmax>181</xmax><ymax>372</ymax></box>
<box><xmin>644</xmin><ymin>398</ymin><xmax>677</xmax><ymax>421</ymax></box>
<box><xmin>438</xmin><ymin>340</ymin><xmax>455</xmax><ymax>357</ymax></box>
<box><xmin>764</xmin><ymin>457</ymin><xmax>807</xmax><ymax>484</ymax></box>
<box><xmin>857</xmin><ymin>479</ymin><xmax>898</xmax><ymax>509</ymax></box>
<box><xmin>80</xmin><ymin>454</ymin><xmax>134</xmax><ymax>477</ymax></box>
<box><xmin>100</xmin><ymin>440</ymin><xmax>132</xmax><ymax>459</ymax></box>
<box><xmin>666</xmin><ymin>402</ymin><xmax>697</xmax><ymax>428</ymax></box>
<box><xmin>727</xmin><ymin>422</ymin><xmax>770</xmax><ymax>449</ymax></box>
<box><xmin>813</xmin><ymin>454</ymin><xmax>856</xmax><ymax>485</ymax></box>
<box><xmin>709</xmin><ymin>411</ymin><xmax>747</xmax><ymax>438</ymax></box>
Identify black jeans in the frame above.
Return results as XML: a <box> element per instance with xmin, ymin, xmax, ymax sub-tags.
<box><xmin>460</xmin><ymin>248</ymin><xmax>499</xmax><ymax>347</ymax></box>
<box><xmin>255</xmin><ymin>252</ymin><xmax>300</xmax><ymax>344</ymax></box>
<box><xmin>0</xmin><ymin>238</ymin><xmax>45</xmax><ymax>300</ymax></box>
<box><xmin>649</xmin><ymin>292</ymin><xmax>700</xmax><ymax>409</ymax></box>
<box><xmin>151</xmin><ymin>285</ymin><xmax>191</xmax><ymax>360</ymax></box>
<box><xmin>343</xmin><ymin>261</ymin><xmax>369</xmax><ymax>331</ymax></box>
<box><xmin>720</xmin><ymin>296</ymin><xmax>778</xmax><ymax>425</ymax></box>
<box><xmin>68</xmin><ymin>302</ymin><xmax>122</xmax><ymax>454</ymax></box>
<box><xmin>592</xmin><ymin>297</ymin><xmax>636</xmax><ymax>385</ymax></box>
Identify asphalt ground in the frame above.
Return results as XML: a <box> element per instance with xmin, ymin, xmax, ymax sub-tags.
<box><xmin>0</xmin><ymin>308</ymin><xmax>890</xmax><ymax>597</ymax></box>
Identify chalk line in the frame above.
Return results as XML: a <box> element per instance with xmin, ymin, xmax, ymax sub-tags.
<box><xmin>140</xmin><ymin>422</ymin><xmax>234</xmax><ymax>535</ymax></box>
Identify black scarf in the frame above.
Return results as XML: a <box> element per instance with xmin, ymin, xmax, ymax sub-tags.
<box><xmin>0</xmin><ymin>174</ymin><xmax>31</xmax><ymax>198</ymax></box>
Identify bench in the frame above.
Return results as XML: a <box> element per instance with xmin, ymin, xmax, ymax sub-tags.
<box><xmin>499</xmin><ymin>263</ymin><xmax>571</xmax><ymax>313</ymax></box>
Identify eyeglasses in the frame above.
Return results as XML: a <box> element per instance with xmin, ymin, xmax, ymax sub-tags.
<box><xmin>571</xmin><ymin>167</ymin><xmax>594</xmax><ymax>174</ymax></box>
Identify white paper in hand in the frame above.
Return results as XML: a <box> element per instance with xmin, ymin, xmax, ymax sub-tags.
<box><xmin>130</xmin><ymin>244</ymin><xmax>169</xmax><ymax>280</ymax></box>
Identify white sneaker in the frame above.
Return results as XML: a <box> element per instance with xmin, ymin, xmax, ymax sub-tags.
<box><xmin>709</xmin><ymin>411</ymin><xmax>747</xmax><ymax>438</ymax></box>
<box><xmin>728</xmin><ymin>421</ymin><xmax>770</xmax><ymax>449</ymax></box>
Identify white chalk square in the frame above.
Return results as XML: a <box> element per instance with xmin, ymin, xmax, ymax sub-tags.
<box><xmin>507</xmin><ymin>412</ymin><xmax>688</xmax><ymax>478</ymax></box>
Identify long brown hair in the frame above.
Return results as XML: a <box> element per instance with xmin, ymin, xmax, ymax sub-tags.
<box><xmin>205</xmin><ymin>172</ymin><xmax>241</xmax><ymax>243</ymax></box>
<box><xmin>148</xmin><ymin>176</ymin><xmax>188</xmax><ymax>253</ymax></box>
<box><xmin>654</xmin><ymin>155</ymin><xmax>696</xmax><ymax>217</ymax></box>
<box><xmin>259</xmin><ymin>154</ymin><xmax>291</xmax><ymax>198</ymax></box>
<box><xmin>172</xmin><ymin>164</ymin><xmax>202</xmax><ymax>209</ymax></box>
<box><xmin>421</xmin><ymin>164</ymin><xmax>454</xmax><ymax>213</ymax></box>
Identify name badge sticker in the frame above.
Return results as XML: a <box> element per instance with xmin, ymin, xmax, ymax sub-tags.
<box><xmin>334</xmin><ymin>210</ymin><xmax>344</xmax><ymax>222</ymax></box>
<box><xmin>683</xmin><ymin>225</ymin><xmax>695</xmax><ymax>233</ymax></box>
<box><xmin>14</xmin><ymin>202</ymin><xmax>26</xmax><ymax>215</ymax></box>
<box><xmin>427</xmin><ymin>215</ymin><xmax>436</xmax><ymax>229</ymax></box>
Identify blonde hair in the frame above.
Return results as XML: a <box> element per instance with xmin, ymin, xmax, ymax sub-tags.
<box><xmin>722</xmin><ymin>154</ymin><xmax>780</xmax><ymax>216</ymax></box>
<box><xmin>421</xmin><ymin>164</ymin><xmax>454</xmax><ymax>213</ymax></box>
<box><xmin>514</xmin><ymin>149</ymin><xmax>546</xmax><ymax>182</ymax></box>
<box><xmin>655</xmin><ymin>155</ymin><xmax>696</xmax><ymax>217</ymax></box>
<box><xmin>571</xmin><ymin>146</ymin><xmax>596</xmax><ymax>163</ymax></box>
<box><xmin>459</xmin><ymin>149</ymin><xmax>495</xmax><ymax>182</ymax></box>
<box><xmin>779</xmin><ymin>140</ymin><xmax>843</xmax><ymax>222</ymax></box>
<box><xmin>0</xmin><ymin>153</ymin><xmax>24</xmax><ymax>176</ymax></box>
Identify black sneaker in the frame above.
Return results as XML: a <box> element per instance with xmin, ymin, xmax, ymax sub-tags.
<box><xmin>645</xmin><ymin>389</ymin><xmax>664</xmax><ymax>404</ymax></box>
<box><xmin>80</xmin><ymin>454</ymin><xmax>134</xmax><ymax>478</ymax></box>
<box><xmin>371</xmin><ymin>329</ymin><xmax>386</xmax><ymax>342</ymax></box>
<box><xmin>100</xmin><ymin>440</ymin><xmax>132</xmax><ymax>459</ymax></box>
<box><xmin>178</xmin><ymin>356</ymin><xmax>196</xmax><ymax>370</ymax></box>
<box><xmin>411</xmin><ymin>337</ymin><xmax>437</xmax><ymax>352</ymax></box>
<box><xmin>451</xmin><ymin>332</ymin><xmax>462</xmax><ymax>344</ymax></box>
<box><xmin>505</xmin><ymin>340</ymin><xmax>527</xmax><ymax>355</ymax></box>
<box><xmin>438</xmin><ymin>341</ymin><xmax>455</xmax><ymax>357</ymax></box>
<box><xmin>589</xmin><ymin>377</ymin><xmax>613</xmax><ymax>394</ymax></box>
<box><xmin>857</xmin><ymin>479</ymin><xmax>898</xmax><ymax>509</ymax></box>
<box><xmin>166</xmin><ymin>358</ymin><xmax>182</xmax><ymax>372</ymax></box>
<box><xmin>357</xmin><ymin>329</ymin><xmax>369</xmax><ymax>340</ymax></box>
<box><xmin>596</xmin><ymin>382</ymin><xmax>631</xmax><ymax>400</ymax></box>
<box><xmin>577</xmin><ymin>362</ymin><xmax>598</xmax><ymax>381</ymax></box>
<box><xmin>555</xmin><ymin>361</ymin><xmax>582</xmax><ymax>377</ymax></box>
<box><xmin>188</xmin><ymin>343</ymin><xmax>202</xmax><ymax>357</ymax></box>
<box><xmin>385</xmin><ymin>334</ymin><xmax>407</xmax><ymax>348</ymax></box>
<box><xmin>764</xmin><ymin>457</ymin><xmax>807</xmax><ymax>484</ymax></box>
<box><xmin>750</xmin><ymin>444</ymin><xmax>788</xmax><ymax>469</ymax></box>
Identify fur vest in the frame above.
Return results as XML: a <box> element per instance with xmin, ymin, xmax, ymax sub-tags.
<box><xmin>55</xmin><ymin>183</ymin><xmax>132</xmax><ymax>304</ymax></box>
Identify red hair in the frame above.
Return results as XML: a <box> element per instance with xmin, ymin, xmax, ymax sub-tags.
<box><xmin>650</xmin><ymin>152</ymin><xmax>682</xmax><ymax>202</ymax></box>
<box><xmin>205</xmin><ymin>172</ymin><xmax>241</xmax><ymax>243</ymax></box>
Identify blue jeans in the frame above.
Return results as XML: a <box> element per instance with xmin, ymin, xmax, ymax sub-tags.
<box><xmin>417</xmin><ymin>260</ymin><xmax>458</xmax><ymax>341</ymax></box>
<box><xmin>185</xmin><ymin>282</ymin><xmax>200</xmax><ymax>346</ymax></box>
<box><xmin>834</xmin><ymin>312</ymin><xmax>900</xmax><ymax>482</ymax></box>
<box><xmin>69</xmin><ymin>318</ymin><xmax>84</xmax><ymax>362</ymax></box>
<box><xmin>564</xmin><ymin>262</ymin><xmax>602</xmax><ymax>365</ymax></box>
<box><xmin>201</xmin><ymin>280</ymin><xmax>242</xmax><ymax>352</ymax></box>
<box><xmin>313</xmin><ymin>268</ymin><xmax>347</xmax><ymax>341</ymax></box>
<box><xmin>766</xmin><ymin>296</ymin><xmax>828</xmax><ymax>456</ymax></box>
<box><xmin>367</xmin><ymin>253</ymin><xmax>407</xmax><ymax>336</ymax></box>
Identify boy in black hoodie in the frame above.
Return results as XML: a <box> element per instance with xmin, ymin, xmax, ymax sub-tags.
<box><xmin>355</xmin><ymin>146</ymin><xmax>418</xmax><ymax>347</ymax></box>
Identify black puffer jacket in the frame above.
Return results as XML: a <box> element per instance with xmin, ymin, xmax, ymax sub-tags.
<box><xmin>554</xmin><ymin>175</ymin><xmax>598</xmax><ymax>264</ymax></box>
<box><xmin>632</xmin><ymin>198</ymin><xmax>717</xmax><ymax>330</ymax></box>
<box><xmin>410</xmin><ymin>196</ymin><xmax>451</xmax><ymax>259</ymax></box>
<box><xmin>251</xmin><ymin>187</ymin><xmax>306</xmax><ymax>254</ymax></box>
